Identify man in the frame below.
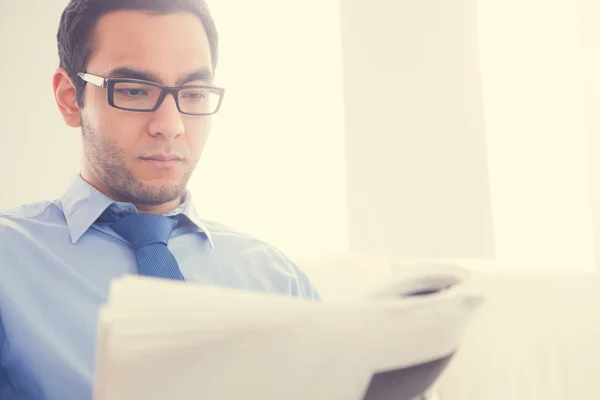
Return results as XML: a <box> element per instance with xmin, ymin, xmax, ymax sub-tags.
<box><xmin>0</xmin><ymin>0</ymin><xmax>319</xmax><ymax>398</ymax></box>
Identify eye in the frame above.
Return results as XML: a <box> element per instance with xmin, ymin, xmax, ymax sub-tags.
<box><xmin>181</xmin><ymin>90</ymin><xmax>207</xmax><ymax>101</ymax></box>
<box><xmin>115</xmin><ymin>88</ymin><xmax>148</xmax><ymax>97</ymax></box>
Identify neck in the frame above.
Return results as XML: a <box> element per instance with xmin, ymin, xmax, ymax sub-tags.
<box><xmin>134</xmin><ymin>199</ymin><xmax>182</xmax><ymax>215</ymax></box>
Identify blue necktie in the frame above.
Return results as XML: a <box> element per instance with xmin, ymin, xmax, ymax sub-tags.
<box><xmin>107</xmin><ymin>213</ymin><xmax>185</xmax><ymax>281</ymax></box>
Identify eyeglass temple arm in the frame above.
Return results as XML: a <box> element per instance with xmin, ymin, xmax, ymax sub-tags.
<box><xmin>77</xmin><ymin>72</ymin><xmax>106</xmax><ymax>88</ymax></box>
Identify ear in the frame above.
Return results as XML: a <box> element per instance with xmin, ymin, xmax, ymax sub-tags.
<box><xmin>53</xmin><ymin>68</ymin><xmax>82</xmax><ymax>128</ymax></box>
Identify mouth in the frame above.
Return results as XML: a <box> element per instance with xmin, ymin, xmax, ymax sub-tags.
<box><xmin>140</xmin><ymin>154</ymin><xmax>185</xmax><ymax>168</ymax></box>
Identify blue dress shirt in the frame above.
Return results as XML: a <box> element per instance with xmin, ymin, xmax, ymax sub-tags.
<box><xmin>0</xmin><ymin>175</ymin><xmax>319</xmax><ymax>399</ymax></box>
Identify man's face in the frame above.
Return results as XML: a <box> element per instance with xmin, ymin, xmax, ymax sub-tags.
<box><xmin>80</xmin><ymin>10</ymin><xmax>214</xmax><ymax>206</ymax></box>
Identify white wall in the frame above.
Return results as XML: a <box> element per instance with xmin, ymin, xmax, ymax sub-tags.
<box><xmin>0</xmin><ymin>0</ymin><xmax>81</xmax><ymax>208</ymax></box>
<box><xmin>578</xmin><ymin>0</ymin><xmax>600</xmax><ymax>270</ymax></box>
<box><xmin>341</xmin><ymin>0</ymin><xmax>496</xmax><ymax>260</ymax></box>
<box><xmin>196</xmin><ymin>0</ymin><xmax>349</xmax><ymax>260</ymax></box>
<box><xmin>341</xmin><ymin>0</ymin><xmax>598</xmax><ymax>271</ymax></box>
<box><xmin>477</xmin><ymin>0</ymin><xmax>596</xmax><ymax>269</ymax></box>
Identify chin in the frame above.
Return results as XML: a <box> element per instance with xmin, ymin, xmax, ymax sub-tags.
<box><xmin>139</xmin><ymin>174</ymin><xmax>188</xmax><ymax>193</ymax></box>
<box><xmin>135</xmin><ymin>167</ymin><xmax>183</xmax><ymax>182</ymax></box>
<box><xmin>130</xmin><ymin>183</ymin><xmax>185</xmax><ymax>206</ymax></box>
<box><xmin>139</xmin><ymin>178</ymin><xmax>183</xmax><ymax>191</ymax></box>
<box><xmin>129</xmin><ymin>166</ymin><xmax>191</xmax><ymax>197</ymax></box>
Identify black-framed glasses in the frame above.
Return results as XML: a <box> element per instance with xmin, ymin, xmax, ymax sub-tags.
<box><xmin>77</xmin><ymin>72</ymin><xmax>225</xmax><ymax>116</ymax></box>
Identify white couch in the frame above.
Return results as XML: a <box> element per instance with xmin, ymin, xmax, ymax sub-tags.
<box><xmin>298</xmin><ymin>254</ymin><xmax>600</xmax><ymax>400</ymax></box>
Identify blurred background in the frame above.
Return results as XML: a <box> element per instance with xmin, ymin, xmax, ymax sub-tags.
<box><xmin>1</xmin><ymin>0</ymin><xmax>600</xmax><ymax>270</ymax></box>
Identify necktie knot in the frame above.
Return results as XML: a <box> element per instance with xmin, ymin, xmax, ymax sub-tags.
<box><xmin>98</xmin><ymin>209</ymin><xmax>185</xmax><ymax>280</ymax></box>
<box><xmin>110</xmin><ymin>213</ymin><xmax>177</xmax><ymax>249</ymax></box>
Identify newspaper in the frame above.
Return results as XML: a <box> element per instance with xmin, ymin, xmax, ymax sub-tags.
<box><xmin>93</xmin><ymin>262</ymin><xmax>484</xmax><ymax>400</ymax></box>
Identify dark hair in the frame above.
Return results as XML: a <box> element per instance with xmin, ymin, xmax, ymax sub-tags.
<box><xmin>57</xmin><ymin>0</ymin><xmax>219</xmax><ymax>107</ymax></box>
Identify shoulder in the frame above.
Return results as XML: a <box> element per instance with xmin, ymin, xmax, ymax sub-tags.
<box><xmin>0</xmin><ymin>200</ymin><xmax>57</xmax><ymax>220</ymax></box>
<box><xmin>201</xmin><ymin>219</ymin><xmax>289</xmax><ymax>259</ymax></box>
<box><xmin>0</xmin><ymin>200</ymin><xmax>61</xmax><ymax>236</ymax></box>
<box><xmin>201</xmin><ymin>219</ymin><xmax>264</xmax><ymax>241</ymax></box>
<box><xmin>201</xmin><ymin>219</ymin><xmax>321</xmax><ymax>301</ymax></box>
<box><xmin>0</xmin><ymin>201</ymin><xmax>60</xmax><ymax>267</ymax></box>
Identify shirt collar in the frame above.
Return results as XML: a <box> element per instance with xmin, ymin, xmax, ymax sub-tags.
<box><xmin>59</xmin><ymin>174</ymin><xmax>214</xmax><ymax>248</ymax></box>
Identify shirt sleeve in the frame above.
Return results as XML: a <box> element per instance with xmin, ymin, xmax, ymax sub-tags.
<box><xmin>0</xmin><ymin>219</ymin><xmax>16</xmax><ymax>397</ymax></box>
<box><xmin>289</xmin><ymin>260</ymin><xmax>321</xmax><ymax>301</ymax></box>
<box><xmin>0</xmin><ymin>313</ymin><xmax>15</xmax><ymax>398</ymax></box>
<box><xmin>264</xmin><ymin>245</ymin><xmax>321</xmax><ymax>301</ymax></box>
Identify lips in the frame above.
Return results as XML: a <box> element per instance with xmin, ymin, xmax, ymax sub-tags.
<box><xmin>140</xmin><ymin>154</ymin><xmax>185</xmax><ymax>170</ymax></box>
<box><xmin>141</xmin><ymin>154</ymin><xmax>184</xmax><ymax>162</ymax></box>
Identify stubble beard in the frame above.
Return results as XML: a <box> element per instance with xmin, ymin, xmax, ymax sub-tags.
<box><xmin>81</xmin><ymin>119</ymin><xmax>194</xmax><ymax>206</ymax></box>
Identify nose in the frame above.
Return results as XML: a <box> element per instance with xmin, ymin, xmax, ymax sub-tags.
<box><xmin>147</xmin><ymin>93</ymin><xmax>184</xmax><ymax>140</ymax></box>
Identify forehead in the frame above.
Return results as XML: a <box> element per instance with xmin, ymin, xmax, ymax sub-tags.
<box><xmin>87</xmin><ymin>10</ymin><xmax>213</xmax><ymax>83</ymax></box>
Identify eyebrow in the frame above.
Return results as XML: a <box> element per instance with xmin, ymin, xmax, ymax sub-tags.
<box><xmin>107</xmin><ymin>66</ymin><xmax>214</xmax><ymax>86</ymax></box>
